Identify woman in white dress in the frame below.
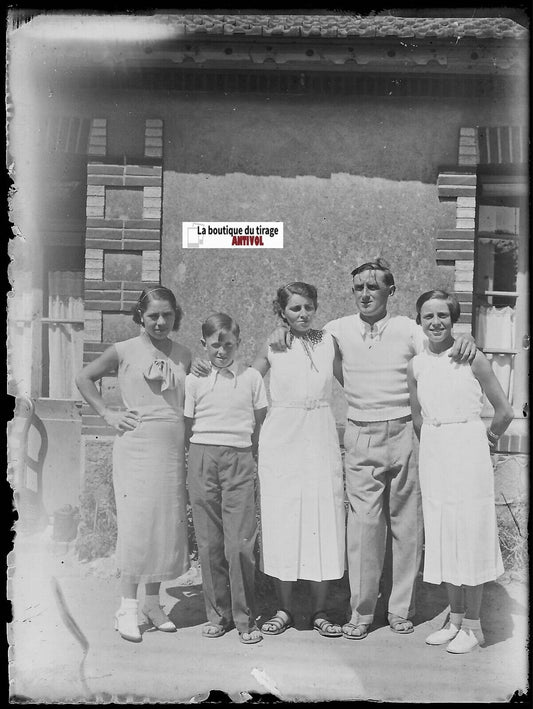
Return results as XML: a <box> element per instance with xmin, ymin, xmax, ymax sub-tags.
<box><xmin>253</xmin><ymin>282</ymin><xmax>346</xmax><ymax>638</ymax></box>
<box><xmin>407</xmin><ymin>290</ymin><xmax>513</xmax><ymax>654</ymax></box>
<box><xmin>76</xmin><ymin>286</ymin><xmax>191</xmax><ymax>643</ymax></box>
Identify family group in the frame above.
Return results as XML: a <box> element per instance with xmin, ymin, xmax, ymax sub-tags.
<box><xmin>76</xmin><ymin>258</ymin><xmax>513</xmax><ymax>654</ymax></box>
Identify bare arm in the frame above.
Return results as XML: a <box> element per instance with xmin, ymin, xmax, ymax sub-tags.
<box><xmin>184</xmin><ymin>416</ymin><xmax>194</xmax><ymax>450</ymax></box>
<box><xmin>332</xmin><ymin>335</ymin><xmax>343</xmax><ymax>387</ymax></box>
<box><xmin>183</xmin><ymin>348</ymin><xmax>192</xmax><ymax>375</ymax></box>
<box><xmin>252</xmin><ymin>342</ymin><xmax>271</xmax><ymax>377</ymax></box>
<box><xmin>407</xmin><ymin>360</ymin><xmax>422</xmax><ymax>440</ymax></box>
<box><xmin>471</xmin><ymin>352</ymin><xmax>514</xmax><ymax>448</ymax></box>
<box><xmin>449</xmin><ymin>332</ymin><xmax>477</xmax><ymax>364</ymax></box>
<box><xmin>251</xmin><ymin>406</ymin><xmax>268</xmax><ymax>457</ymax></box>
<box><xmin>75</xmin><ymin>346</ymin><xmax>139</xmax><ymax>432</ymax></box>
<box><xmin>267</xmin><ymin>324</ymin><xmax>291</xmax><ymax>353</ymax></box>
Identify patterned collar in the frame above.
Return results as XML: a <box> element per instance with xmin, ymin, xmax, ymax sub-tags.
<box><xmin>288</xmin><ymin>329</ymin><xmax>323</xmax><ymax>371</ymax></box>
<box><xmin>287</xmin><ymin>328</ymin><xmax>323</xmax><ymax>347</ymax></box>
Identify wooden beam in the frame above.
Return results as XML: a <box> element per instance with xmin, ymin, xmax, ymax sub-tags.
<box><xmin>436</xmin><ymin>250</ymin><xmax>475</xmax><ymax>260</ymax></box>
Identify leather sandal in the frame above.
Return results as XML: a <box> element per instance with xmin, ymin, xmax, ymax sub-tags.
<box><xmin>311</xmin><ymin>611</ymin><xmax>343</xmax><ymax>637</ymax></box>
<box><xmin>202</xmin><ymin>621</ymin><xmax>231</xmax><ymax>638</ymax></box>
<box><xmin>239</xmin><ymin>627</ymin><xmax>263</xmax><ymax>644</ymax></box>
<box><xmin>342</xmin><ymin>622</ymin><xmax>369</xmax><ymax>640</ymax></box>
<box><xmin>388</xmin><ymin>613</ymin><xmax>414</xmax><ymax>634</ymax></box>
<box><xmin>261</xmin><ymin>609</ymin><xmax>293</xmax><ymax>635</ymax></box>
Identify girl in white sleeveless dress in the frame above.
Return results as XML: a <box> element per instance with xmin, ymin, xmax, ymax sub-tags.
<box><xmin>407</xmin><ymin>290</ymin><xmax>513</xmax><ymax>654</ymax></box>
<box><xmin>254</xmin><ymin>282</ymin><xmax>346</xmax><ymax>638</ymax></box>
<box><xmin>76</xmin><ymin>287</ymin><xmax>191</xmax><ymax>643</ymax></box>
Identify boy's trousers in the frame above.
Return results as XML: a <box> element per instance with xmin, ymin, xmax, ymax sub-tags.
<box><xmin>343</xmin><ymin>416</ymin><xmax>423</xmax><ymax>625</ymax></box>
<box><xmin>187</xmin><ymin>443</ymin><xmax>258</xmax><ymax>633</ymax></box>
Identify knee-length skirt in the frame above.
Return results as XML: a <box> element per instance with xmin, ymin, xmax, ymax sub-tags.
<box><xmin>112</xmin><ymin>414</ymin><xmax>190</xmax><ymax>584</ymax></box>
<box><xmin>419</xmin><ymin>419</ymin><xmax>503</xmax><ymax>586</ymax></box>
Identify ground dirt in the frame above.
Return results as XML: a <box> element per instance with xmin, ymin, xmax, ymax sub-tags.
<box><xmin>8</xmin><ymin>526</ymin><xmax>529</xmax><ymax>704</ymax></box>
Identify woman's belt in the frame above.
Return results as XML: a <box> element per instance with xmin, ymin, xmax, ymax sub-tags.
<box><xmin>270</xmin><ymin>398</ymin><xmax>329</xmax><ymax>410</ymax></box>
<box><xmin>423</xmin><ymin>415</ymin><xmax>480</xmax><ymax>426</ymax></box>
<box><xmin>129</xmin><ymin>406</ymin><xmax>183</xmax><ymax>423</ymax></box>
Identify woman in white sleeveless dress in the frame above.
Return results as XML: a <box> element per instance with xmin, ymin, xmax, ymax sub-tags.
<box><xmin>253</xmin><ymin>282</ymin><xmax>346</xmax><ymax>638</ymax></box>
<box><xmin>76</xmin><ymin>286</ymin><xmax>191</xmax><ymax>643</ymax></box>
<box><xmin>407</xmin><ymin>290</ymin><xmax>513</xmax><ymax>654</ymax></box>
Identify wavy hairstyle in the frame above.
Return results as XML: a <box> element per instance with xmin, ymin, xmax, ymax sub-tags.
<box><xmin>350</xmin><ymin>257</ymin><xmax>395</xmax><ymax>288</ymax></box>
<box><xmin>272</xmin><ymin>282</ymin><xmax>318</xmax><ymax>321</ymax></box>
<box><xmin>132</xmin><ymin>286</ymin><xmax>182</xmax><ymax>331</ymax></box>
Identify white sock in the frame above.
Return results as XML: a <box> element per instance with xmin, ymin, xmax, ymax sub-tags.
<box><xmin>120</xmin><ymin>597</ymin><xmax>138</xmax><ymax>610</ymax></box>
<box><xmin>462</xmin><ymin>617</ymin><xmax>481</xmax><ymax>632</ymax></box>
<box><xmin>449</xmin><ymin>612</ymin><xmax>464</xmax><ymax>627</ymax></box>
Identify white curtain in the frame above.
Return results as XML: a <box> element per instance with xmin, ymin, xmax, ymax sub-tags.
<box><xmin>476</xmin><ymin>305</ymin><xmax>515</xmax><ymax>400</ymax></box>
<box><xmin>476</xmin><ymin>305</ymin><xmax>515</xmax><ymax>349</ymax></box>
<box><xmin>48</xmin><ymin>271</ymin><xmax>84</xmax><ymax>398</ymax></box>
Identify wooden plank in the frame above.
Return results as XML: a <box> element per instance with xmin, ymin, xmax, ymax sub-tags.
<box><xmin>438</xmin><ymin>186</ymin><xmax>476</xmax><ymax>199</ymax></box>
<box><xmin>437</xmin><ymin>229</ymin><xmax>475</xmax><ymax>240</ymax></box>
<box><xmin>457</xmin><ymin>312</ymin><xmax>472</xmax><ymax>323</ymax></box>
<box><xmin>456</xmin><ymin>197</ymin><xmax>476</xmax><ymax>208</ymax></box>
<box><xmin>454</xmin><ymin>282</ymin><xmax>473</xmax><ymax>293</ymax></box>
<box><xmin>497</xmin><ymin>433</ymin><xmax>529</xmax><ymax>454</ymax></box>
<box><xmin>455</xmin><ymin>218</ymin><xmax>475</xmax><ymax>230</ymax></box>
<box><xmin>87</xmin><ymin>164</ymin><xmax>124</xmax><ymax>175</ymax></box>
<box><xmin>88</xmin><ymin>175</ymin><xmax>124</xmax><ymax>186</ymax></box>
<box><xmin>436</xmin><ymin>239</ymin><xmax>476</xmax><ymax>250</ymax></box>
<box><xmin>123</xmin><ymin>240</ymin><xmax>160</xmax><ymax>250</ymax></box>
<box><xmin>123</xmin><ymin>219</ymin><xmax>161</xmax><ymax>230</ymax></box>
<box><xmin>437</xmin><ymin>173</ymin><xmax>477</xmax><ymax>186</ymax></box>
<box><xmin>436</xmin><ymin>250</ymin><xmax>474</xmax><ymax>260</ymax></box>
<box><xmin>84</xmin><ymin>300</ymin><xmax>124</xmax><ymax>311</ymax></box>
<box><xmin>124</xmin><ymin>165</ymin><xmax>162</xmax><ymax>176</ymax></box>
<box><xmin>458</xmin><ymin>155</ymin><xmax>478</xmax><ymax>166</ymax></box>
<box><xmin>84</xmin><ymin>288</ymin><xmax>121</xmax><ymax>299</ymax></box>
<box><xmin>86</xmin><ymin>228</ymin><xmax>123</xmax><ymax>240</ymax></box>
<box><xmin>86</xmin><ymin>218</ymin><xmax>125</xmax><ymax>228</ymax></box>
<box><xmin>124</xmin><ymin>176</ymin><xmax>162</xmax><ymax>187</ymax></box>
<box><xmin>456</xmin><ymin>207</ymin><xmax>476</xmax><ymax>219</ymax></box>
<box><xmin>85</xmin><ymin>280</ymin><xmax>122</xmax><ymax>290</ymax></box>
<box><xmin>85</xmin><ymin>240</ymin><xmax>125</xmax><ymax>251</ymax></box>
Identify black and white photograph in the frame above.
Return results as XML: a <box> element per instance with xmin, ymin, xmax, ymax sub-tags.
<box><xmin>6</xmin><ymin>7</ymin><xmax>529</xmax><ymax>704</ymax></box>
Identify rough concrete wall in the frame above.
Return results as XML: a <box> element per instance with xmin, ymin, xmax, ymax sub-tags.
<box><xmin>47</xmin><ymin>88</ymin><xmax>525</xmax><ymax>425</ymax></box>
<box><xmin>162</xmin><ymin>171</ymin><xmax>454</xmax><ymax>359</ymax></box>
<box><xmin>100</xmin><ymin>90</ymin><xmax>526</xmax><ymax>182</ymax></box>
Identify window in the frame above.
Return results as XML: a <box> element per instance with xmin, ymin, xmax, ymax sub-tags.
<box><xmin>473</xmin><ymin>172</ymin><xmax>528</xmax><ymax>416</ymax></box>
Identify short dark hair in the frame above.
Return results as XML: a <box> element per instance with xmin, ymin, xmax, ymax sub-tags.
<box><xmin>415</xmin><ymin>289</ymin><xmax>461</xmax><ymax>324</ymax></box>
<box><xmin>350</xmin><ymin>258</ymin><xmax>395</xmax><ymax>288</ymax></box>
<box><xmin>273</xmin><ymin>282</ymin><xmax>318</xmax><ymax>318</ymax></box>
<box><xmin>132</xmin><ymin>286</ymin><xmax>182</xmax><ymax>331</ymax></box>
<box><xmin>201</xmin><ymin>313</ymin><xmax>240</xmax><ymax>340</ymax></box>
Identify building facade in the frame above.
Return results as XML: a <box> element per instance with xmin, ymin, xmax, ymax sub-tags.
<box><xmin>7</xmin><ymin>13</ymin><xmax>528</xmax><ymax>522</ymax></box>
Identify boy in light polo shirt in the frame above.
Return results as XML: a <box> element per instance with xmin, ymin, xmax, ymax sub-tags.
<box><xmin>184</xmin><ymin>313</ymin><xmax>268</xmax><ymax>645</ymax></box>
